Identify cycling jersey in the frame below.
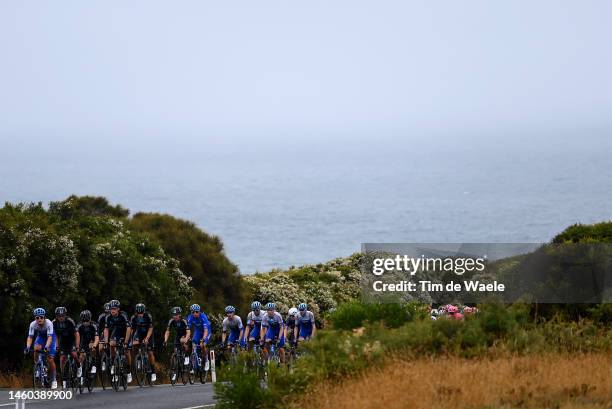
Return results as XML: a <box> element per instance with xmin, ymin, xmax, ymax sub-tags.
<box><xmin>130</xmin><ymin>313</ymin><xmax>153</xmax><ymax>337</ymax></box>
<box><xmin>52</xmin><ymin>317</ymin><xmax>77</xmax><ymax>354</ymax></box>
<box><xmin>186</xmin><ymin>313</ymin><xmax>211</xmax><ymax>344</ymax></box>
<box><xmin>296</xmin><ymin>311</ymin><xmax>315</xmax><ymax>338</ymax></box>
<box><xmin>28</xmin><ymin>319</ymin><xmax>57</xmax><ymax>357</ymax></box>
<box><xmin>262</xmin><ymin>312</ymin><xmax>285</xmax><ymax>346</ymax></box>
<box><xmin>166</xmin><ymin>318</ymin><xmax>188</xmax><ymax>345</ymax></box>
<box><xmin>261</xmin><ymin>312</ymin><xmax>283</xmax><ymax>330</ymax></box>
<box><xmin>246</xmin><ymin>310</ymin><xmax>264</xmax><ymax>340</ymax></box>
<box><xmin>105</xmin><ymin>311</ymin><xmax>131</xmax><ymax>341</ymax></box>
<box><xmin>222</xmin><ymin>316</ymin><xmax>243</xmax><ymax>344</ymax></box>
<box><xmin>76</xmin><ymin>322</ymin><xmax>99</xmax><ymax>348</ymax></box>
<box><xmin>97</xmin><ymin>312</ymin><xmax>108</xmax><ymax>339</ymax></box>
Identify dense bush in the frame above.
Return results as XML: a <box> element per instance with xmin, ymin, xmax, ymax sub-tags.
<box><xmin>129</xmin><ymin>212</ymin><xmax>243</xmax><ymax>311</ymax></box>
<box><xmin>330</xmin><ymin>301</ymin><xmax>420</xmax><ymax>330</ymax></box>
<box><xmin>242</xmin><ymin>255</ymin><xmax>362</xmax><ymax>316</ymax></box>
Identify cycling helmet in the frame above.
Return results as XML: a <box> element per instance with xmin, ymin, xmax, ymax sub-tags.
<box><xmin>430</xmin><ymin>309</ymin><xmax>439</xmax><ymax>317</ymax></box>
<box><xmin>104</xmin><ymin>302</ymin><xmax>110</xmax><ymax>312</ymax></box>
<box><xmin>33</xmin><ymin>308</ymin><xmax>46</xmax><ymax>317</ymax></box>
<box><xmin>171</xmin><ymin>307</ymin><xmax>182</xmax><ymax>315</ymax></box>
<box><xmin>225</xmin><ymin>305</ymin><xmax>236</xmax><ymax>314</ymax></box>
<box><xmin>288</xmin><ymin>307</ymin><xmax>298</xmax><ymax>317</ymax></box>
<box><xmin>109</xmin><ymin>299</ymin><xmax>120</xmax><ymax>309</ymax></box>
<box><xmin>80</xmin><ymin>310</ymin><xmax>92</xmax><ymax>321</ymax></box>
<box><xmin>447</xmin><ymin>305</ymin><xmax>459</xmax><ymax>314</ymax></box>
<box><xmin>298</xmin><ymin>303</ymin><xmax>307</xmax><ymax>311</ymax></box>
<box><xmin>190</xmin><ymin>304</ymin><xmax>201</xmax><ymax>312</ymax></box>
<box><xmin>55</xmin><ymin>306</ymin><xmax>67</xmax><ymax>316</ymax></box>
<box><xmin>265</xmin><ymin>302</ymin><xmax>276</xmax><ymax>311</ymax></box>
<box><xmin>135</xmin><ymin>303</ymin><xmax>146</xmax><ymax>313</ymax></box>
<box><xmin>251</xmin><ymin>301</ymin><xmax>262</xmax><ymax>310</ymax></box>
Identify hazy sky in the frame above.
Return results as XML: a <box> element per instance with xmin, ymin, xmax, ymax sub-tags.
<box><xmin>1</xmin><ymin>0</ymin><xmax>611</xmax><ymax>156</ymax></box>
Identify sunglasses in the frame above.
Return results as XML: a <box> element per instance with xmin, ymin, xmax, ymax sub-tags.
<box><xmin>35</xmin><ymin>316</ymin><xmax>45</xmax><ymax>320</ymax></box>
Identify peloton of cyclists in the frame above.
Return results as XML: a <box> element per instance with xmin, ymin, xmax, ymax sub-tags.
<box><xmin>24</xmin><ymin>299</ymin><xmax>318</xmax><ymax>390</ymax></box>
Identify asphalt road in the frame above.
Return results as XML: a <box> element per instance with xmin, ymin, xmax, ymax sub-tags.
<box><xmin>0</xmin><ymin>383</ymin><xmax>215</xmax><ymax>409</ymax></box>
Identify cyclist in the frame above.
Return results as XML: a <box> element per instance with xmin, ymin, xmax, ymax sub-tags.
<box><xmin>24</xmin><ymin>308</ymin><xmax>58</xmax><ymax>389</ymax></box>
<box><xmin>294</xmin><ymin>303</ymin><xmax>316</xmax><ymax>342</ymax></box>
<box><xmin>76</xmin><ymin>310</ymin><xmax>99</xmax><ymax>377</ymax></box>
<box><xmin>104</xmin><ymin>299</ymin><xmax>133</xmax><ymax>384</ymax></box>
<box><xmin>163</xmin><ymin>307</ymin><xmax>191</xmax><ymax>366</ymax></box>
<box><xmin>97</xmin><ymin>302</ymin><xmax>110</xmax><ymax>356</ymax></box>
<box><xmin>244</xmin><ymin>301</ymin><xmax>264</xmax><ymax>351</ymax></box>
<box><xmin>260</xmin><ymin>303</ymin><xmax>285</xmax><ymax>363</ymax></box>
<box><xmin>53</xmin><ymin>307</ymin><xmax>81</xmax><ymax>382</ymax></box>
<box><xmin>130</xmin><ymin>303</ymin><xmax>157</xmax><ymax>382</ymax></box>
<box><xmin>221</xmin><ymin>306</ymin><xmax>244</xmax><ymax>353</ymax></box>
<box><xmin>186</xmin><ymin>304</ymin><xmax>211</xmax><ymax>371</ymax></box>
<box><xmin>285</xmin><ymin>307</ymin><xmax>299</xmax><ymax>347</ymax></box>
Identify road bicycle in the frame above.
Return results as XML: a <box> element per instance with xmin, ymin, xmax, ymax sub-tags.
<box><xmin>262</xmin><ymin>341</ymin><xmax>281</xmax><ymax>382</ymax></box>
<box><xmin>99</xmin><ymin>342</ymin><xmax>111</xmax><ymax>390</ymax></box>
<box><xmin>60</xmin><ymin>349</ymin><xmax>79</xmax><ymax>394</ymax></box>
<box><xmin>134</xmin><ymin>342</ymin><xmax>153</xmax><ymax>387</ymax></box>
<box><xmin>110</xmin><ymin>339</ymin><xmax>128</xmax><ymax>392</ymax></box>
<box><xmin>169</xmin><ymin>343</ymin><xmax>190</xmax><ymax>386</ymax></box>
<box><xmin>78</xmin><ymin>346</ymin><xmax>97</xmax><ymax>393</ymax></box>
<box><xmin>190</xmin><ymin>342</ymin><xmax>214</xmax><ymax>384</ymax></box>
<box><xmin>29</xmin><ymin>349</ymin><xmax>50</xmax><ymax>390</ymax></box>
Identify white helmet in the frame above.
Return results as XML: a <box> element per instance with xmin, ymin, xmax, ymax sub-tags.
<box><xmin>288</xmin><ymin>307</ymin><xmax>298</xmax><ymax>317</ymax></box>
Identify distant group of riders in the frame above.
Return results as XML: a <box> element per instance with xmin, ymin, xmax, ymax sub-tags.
<box><xmin>25</xmin><ymin>300</ymin><xmax>316</xmax><ymax>389</ymax></box>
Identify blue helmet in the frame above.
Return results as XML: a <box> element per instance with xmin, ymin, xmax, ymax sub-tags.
<box><xmin>190</xmin><ymin>304</ymin><xmax>201</xmax><ymax>312</ymax></box>
<box><xmin>225</xmin><ymin>305</ymin><xmax>236</xmax><ymax>313</ymax></box>
<box><xmin>265</xmin><ymin>302</ymin><xmax>276</xmax><ymax>311</ymax></box>
<box><xmin>33</xmin><ymin>308</ymin><xmax>46</xmax><ymax>317</ymax></box>
<box><xmin>251</xmin><ymin>301</ymin><xmax>261</xmax><ymax>310</ymax></box>
<box><xmin>298</xmin><ymin>303</ymin><xmax>307</xmax><ymax>311</ymax></box>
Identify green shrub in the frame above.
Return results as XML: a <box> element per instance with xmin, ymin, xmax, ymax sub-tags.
<box><xmin>331</xmin><ymin>301</ymin><xmax>414</xmax><ymax>330</ymax></box>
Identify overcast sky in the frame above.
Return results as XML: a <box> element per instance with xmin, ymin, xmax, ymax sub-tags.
<box><xmin>1</xmin><ymin>1</ymin><xmax>611</xmax><ymax>157</ymax></box>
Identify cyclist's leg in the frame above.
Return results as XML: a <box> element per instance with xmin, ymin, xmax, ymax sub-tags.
<box><xmin>278</xmin><ymin>333</ymin><xmax>286</xmax><ymax>363</ymax></box>
<box><xmin>47</xmin><ymin>336</ymin><xmax>57</xmax><ymax>381</ymax></box>
<box><xmin>147</xmin><ymin>337</ymin><xmax>157</xmax><ymax>374</ymax></box>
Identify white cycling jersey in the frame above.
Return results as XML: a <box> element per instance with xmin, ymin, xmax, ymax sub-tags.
<box><xmin>247</xmin><ymin>310</ymin><xmax>264</xmax><ymax>327</ymax></box>
<box><xmin>28</xmin><ymin>319</ymin><xmax>54</xmax><ymax>338</ymax></box>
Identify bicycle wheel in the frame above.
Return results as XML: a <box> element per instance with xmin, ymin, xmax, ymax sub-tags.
<box><xmin>169</xmin><ymin>353</ymin><xmax>178</xmax><ymax>386</ymax></box>
<box><xmin>100</xmin><ymin>353</ymin><xmax>110</xmax><ymax>390</ymax></box>
<box><xmin>111</xmin><ymin>356</ymin><xmax>120</xmax><ymax>391</ymax></box>
<box><xmin>87</xmin><ymin>354</ymin><xmax>96</xmax><ymax>392</ymax></box>
<box><xmin>135</xmin><ymin>350</ymin><xmax>145</xmax><ymax>387</ymax></box>
<box><xmin>78</xmin><ymin>358</ymin><xmax>85</xmax><ymax>395</ymax></box>
<box><xmin>180</xmin><ymin>355</ymin><xmax>188</xmax><ymax>385</ymax></box>
<box><xmin>145</xmin><ymin>356</ymin><xmax>153</xmax><ymax>387</ymax></box>
<box><xmin>120</xmin><ymin>354</ymin><xmax>128</xmax><ymax>390</ymax></box>
<box><xmin>32</xmin><ymin>362</ymin><xmax>44</xmax><ymax>390</ymax></box>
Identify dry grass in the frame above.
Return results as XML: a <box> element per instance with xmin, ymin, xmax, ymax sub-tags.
<box><xmin>293</xmin><ymin>353</ymin><xmax>612</xmax><ymax>409</ymax></box>
<box><xmin>0</xmin><ymin>371</ymin><xmax>32</xmax><ymax>388</ymax></box>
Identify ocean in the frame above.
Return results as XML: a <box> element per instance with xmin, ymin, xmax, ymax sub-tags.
<box><xmin>2</xmin><ymin>140</ymin><xmax>611</xmax><ymax>273</ymax></box>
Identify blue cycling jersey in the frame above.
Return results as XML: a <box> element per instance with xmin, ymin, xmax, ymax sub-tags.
<box><xmin>187</xmin><ymin>313</ymin><xmax>211</xmax><ymax>333</ymax></box>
